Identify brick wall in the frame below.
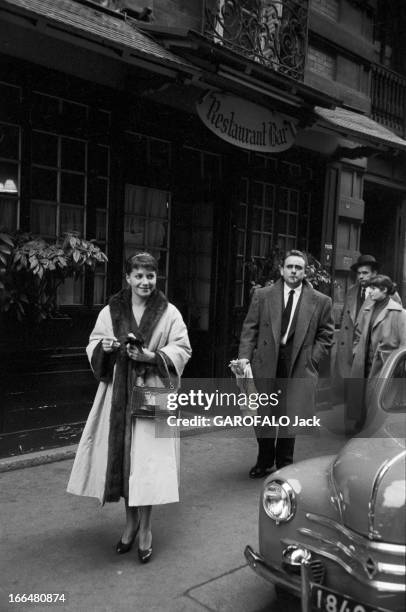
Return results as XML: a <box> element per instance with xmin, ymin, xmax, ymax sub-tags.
<box><xmin>307</xmin><ymin>45</ymin><xmax>336</xmax><ymax>79</ymax></box>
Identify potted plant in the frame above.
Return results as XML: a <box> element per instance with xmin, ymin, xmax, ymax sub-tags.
<box><xmin>0</xmin><ymin>230</ymin><xmax>108</xmax><ymax>323</ymax></box>
<box><xmin>246</xmin><ymin>247</ymin><xmax>333</xmax><ymax>297</ymax></box>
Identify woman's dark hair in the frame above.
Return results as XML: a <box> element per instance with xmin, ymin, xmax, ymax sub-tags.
<box><xmin>368</xmin><ymin>274</ymin><xmax>397</xmax><ymax>295</ymax></box>
<box><xmin>125</xmin><ymin>252</ymin><xmax>158</xmax><ymax>274</ymax></box>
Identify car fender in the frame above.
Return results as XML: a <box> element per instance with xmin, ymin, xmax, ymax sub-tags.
<box><xmin>258</xmin><ymin>455</ymin><xmax>341</xmax><ymax>563</ymax></box>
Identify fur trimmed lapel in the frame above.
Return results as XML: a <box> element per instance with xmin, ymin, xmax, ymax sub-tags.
<box><xmin>109</xmin><ymin>288</ymin><xmax>168</xmax><ymax>344</ymax></box>
<box><xmin>138</xmin><ymin>290</ymin><xmax>169</xmax><ymax>345</ymax></box>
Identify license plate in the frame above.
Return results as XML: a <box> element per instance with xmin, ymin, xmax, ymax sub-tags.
<box><xmin>311</xmin><ymin>584</ymin><xmax>391</xmax><ymax>612</ymax></box>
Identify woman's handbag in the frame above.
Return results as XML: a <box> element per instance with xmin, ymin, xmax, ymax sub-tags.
<box><xmin>130</xmin><ymin>353</ymin><xmax>176</xmax><ymax>419</ymax></box>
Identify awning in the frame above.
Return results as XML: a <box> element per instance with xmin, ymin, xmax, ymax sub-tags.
<box><xmin>315</xmin><ymin>106</ymin><xmax>406</xmax><ymax>152</ymax></box>
<box><xmin>0</xmin><ymin>0</ymin><xmax>195</xmax><ymax>73</ymax></box>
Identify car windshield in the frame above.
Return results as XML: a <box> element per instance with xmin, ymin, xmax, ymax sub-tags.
<box><xmin>380</xmin><ymin>355</ymin><xmax>406</xmax><ymax>412</ymax></box>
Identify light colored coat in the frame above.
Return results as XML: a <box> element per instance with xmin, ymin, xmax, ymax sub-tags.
<box><xmin>352</xmin><ymin>299</ymin><xmax>406</xmax><ymax>380</ymax></box>
<box><xmin>336</xmin><ymin>284</ymin><xmax>402</xmax><ymax>380</ymax></box>
<box><xmin>67</xmin><ymin>301</ymin><xmax>191</xmax><ymax>506</ymax></box>
<box><xmin>238</xmin><ymin>279</ymin><xmax>334</xmax><ymax>428</ymax></box>
<box><xmin>348</xmin><ymin>299</ymin><xmax>406</xmax><ymax>413</ymax></box>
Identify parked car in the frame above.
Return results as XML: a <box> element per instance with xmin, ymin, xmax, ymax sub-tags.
<box><xmin>245</xmin><ymin>347</ymin><xmax>406</xmax><ymax>612</ymax></box>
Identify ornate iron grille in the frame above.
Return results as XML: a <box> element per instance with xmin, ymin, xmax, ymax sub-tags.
<box><xmin>204</xmin><ymin>0</ymin><xmax>309</xmax><ymax>81</ymax></box>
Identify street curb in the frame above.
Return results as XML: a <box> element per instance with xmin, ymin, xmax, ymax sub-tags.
<box><xmin>0</xmin><ymin>445</ymin><xmax>78</xmax><ymax>473</ymax></box>
<box><xmin>0</xmin><ymin>424</ymin><xmax>226</xmax><ymax>473</ymax></box>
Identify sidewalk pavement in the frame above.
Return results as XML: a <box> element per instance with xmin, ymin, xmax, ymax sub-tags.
<box><xmin>0</xmin><ymin>425</ymin><xmax>347</xmax><ymax>612</ymax></box>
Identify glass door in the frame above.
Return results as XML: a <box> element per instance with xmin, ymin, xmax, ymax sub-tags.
<box><xmin>123</xmin><ymin>184</ymin><xmax>171</xmax><ymax>293</ymax></box>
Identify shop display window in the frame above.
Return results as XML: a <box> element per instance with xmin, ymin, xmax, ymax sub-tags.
<box><xmin>235</xmin><ymin>178</ymin><xmax>248</xmax><ymax>307</ymax></box>
<box><xmin>0</xmin><ymin>121</ymin><xmax>20</xmax><ymax>231</ymax></box>
<box><xmin>124</xmin><ymin>184</ymin><xmax>170</xmax><ymax>293</ymax></box>
<box><xmin>91</xmin><ymin>143</ymin><xmax>110</xmax><ymax>305</ymax></box>
<box><xmin>0</xmin><ymin>81</ymin><xmax>21</xmax><ymax>119</ymax></box>
<box><xmin>278</xmin><ymin>187</ymin><xmax>300</xmax><ymax>252</ymax></box>
<box><xmin>172</xmin><ymin>147</ymin><xmax>221</xmax><ymax>331</ymax></box>
<box><xmin>234</xmin><ymin>163</ymin><xmax>312</xmax><ymax>308</ymax></box>
<box><xmin>31</xmin><ymin>130</ymin><xmax>87</xmax><ymax>238</ymax></box>
<box><xmin>30</xmin><ymin>93</ymin><xmax>110</xmax><ymax>306</ymax></box>
<box><xmin>235</xmin><ymin>179</ymin><xmax>275</xmax><ymax>307</ymax></box>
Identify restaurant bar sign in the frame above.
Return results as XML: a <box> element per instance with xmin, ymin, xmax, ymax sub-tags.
<box><xmin>196</xmin><ymin>92</ymin><xmax>297</xmax><ymax>152</ymax></box>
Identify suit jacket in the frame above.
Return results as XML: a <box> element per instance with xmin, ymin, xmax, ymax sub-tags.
<box><xmin>238</xmin><ymin>279</ymin><xmax>334</xmax><ymax>424</ymax></box>
<box><xmin>336</xmin><ymin>284</ymin><xmax>402</xmax><ymax>380</ymax></box>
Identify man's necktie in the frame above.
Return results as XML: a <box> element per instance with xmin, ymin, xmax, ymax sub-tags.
<box><xmin>360</xmin><ymin>287</ymin><xmax>366</xmax><ymax>304</ymax></box>
<box><xmin>281</xmin><ymin>289</ymin><xmax>295</xmax><ymax>337</ymax></box>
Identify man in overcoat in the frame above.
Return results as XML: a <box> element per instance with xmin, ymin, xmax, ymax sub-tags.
<box><xmin>335</xmin><ymin>254</ymin><xmax>380</xmax><ymax>384</ymax></box>
<box><xmin>237</xmin><ymin>250</ymin><xmax>334</xmax><ymax>477</ymax></box>
<box><xmin>335</xmin><ymin>254</ymin><xmax>401</xmax><ymax>426</ymax></box>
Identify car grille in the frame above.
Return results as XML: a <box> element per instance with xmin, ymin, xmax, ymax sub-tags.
<box><xmin>291</xmin><ymin>513</ymin><xmax>406</xmax><ymax>593</ymax></box>
<box><xmin>283</xmin><ymin>557</ymin><xmax>325</xmax><ymax>583</ymax></box>
<box><xmin>309</xmin><ymin>559</ymin><xmax>325</xmax><ymax>584</ymax></box>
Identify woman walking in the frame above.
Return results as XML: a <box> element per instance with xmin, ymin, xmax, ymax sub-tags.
<box><xmin>350</xmin><ymin>275</ymin><xmax>406</xmax><ymax>420</ymax></box>
<box><xmin>67</xmin><ymin>252</ymin><xmax>191</xmax><ymax>563</ymax></box>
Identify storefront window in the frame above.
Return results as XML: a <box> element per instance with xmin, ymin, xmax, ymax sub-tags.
<box><xmin>31</xmin><ymin>130</ymin><xmax>87</xmax><ymax>238</ymax></box>
<box><xmin>91</xmin><ymin>142</ymin><xmax>110</xmax><ymax>305</ymax></box>
<box><xmin>252</xmin><ymin>181</ymin><xmax>275</xmax><ymax>257</ymax></box>
<box><xmin>235</xmin><ymin>178</ymin><xmax>249</xmax><ymax>307</ymax></box>
<box><xmin>173</xmin><ymin>147</ymin><xmax>220</xmax><ymax>330</ymax></box>
<box><xmin>0</xmin><ymin>121</ymin><xmax>20</xmax><ymax>231</ymax></box>
<box><xmin>278</xmin><ymin>187</ymin><xmax>300</xmax><ymax>251</ymax></box>
<box><xmin>0</xmin><ymin>81</ymin><xmax>21</xmax><ymax>114</ymax></box>
<box><xmin>30</xmin><ymin>94</ymin><xmax>110</xmax><ymax>305</ymax></box>
<box><xmin>235</xmin><ymin>178</ymin><xmax>275</xmax><ymax>307</ymax></box>
<box><xmin>124</xmin><ymin>185</ymin><xmax>170</xmax><ymax>293</ymax></box>
<box><xmin>234</xmin><ymin>158</ymin><xmax>312</xmax><ymax>308</ymax></box>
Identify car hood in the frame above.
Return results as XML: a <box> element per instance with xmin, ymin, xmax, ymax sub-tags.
<box><xmin>332</xmin><ymin>436</ymin><xmax>406</xmax><ymax>543</ymax></box>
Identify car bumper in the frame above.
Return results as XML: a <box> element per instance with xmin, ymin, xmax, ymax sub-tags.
<box><xmin>244</xmin><ymin>545</ymin><xmax>313</xmax><ymax>611</ymax></box>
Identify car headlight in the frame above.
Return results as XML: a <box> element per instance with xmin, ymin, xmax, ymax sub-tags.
<box><xmin>262</xmin><ymin>480</ymin><xmax>296</xmax><ymax>523</ymax></box>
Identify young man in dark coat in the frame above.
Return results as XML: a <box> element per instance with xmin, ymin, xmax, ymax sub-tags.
<box><xmin>335</xmin><ymin>254</ymin><xmax>380</xmax><ymax>384</ymax></box>
<box><xmin>236</xmin><ymin>250</ymin><xmax>334</xmax><ymax>478</ymax></box>
<box><xmin>335</xmin><ymin>254</ymin><xmax>401</xmax><ymax>428</ymax></box>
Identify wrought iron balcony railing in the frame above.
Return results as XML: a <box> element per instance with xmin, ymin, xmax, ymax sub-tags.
<box><xmin>204</xmin><ymin>0</ymin><xmax>309</xmax><ymax>81</ymax></box>
<box><xmin>371</xmin><ymin>64</ymin><xmax>406</xmax><ymax>138</ymax></box>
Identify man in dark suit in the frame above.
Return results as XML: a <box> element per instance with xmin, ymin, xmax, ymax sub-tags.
<box><xmin>335</xmin><ymin>254</ymin><xmax>380</xmax><ymax>385</ymax></box>
<box><xmin>237</xmin><ymin>250</ymin><xmax>334</xmax><ymax>478</ymax></box>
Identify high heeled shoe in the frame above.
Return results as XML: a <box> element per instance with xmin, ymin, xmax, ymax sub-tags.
<box><xmin>116</xmin><ymin>523</ymin><xmax>140</xmax><ymax>554</ymax></box>
<box><xmin>137</xmin><ymin>545</ymin><xmax>152</xmax><ymax>564</ymax></box>
<box><xmin>137</xmin><ymin>530</ymin><xmax>153</xmax><ymax>564</ymax></box>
